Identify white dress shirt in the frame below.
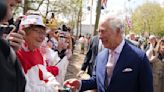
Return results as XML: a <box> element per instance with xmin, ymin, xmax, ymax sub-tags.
<box><xmin>106</xmin><ymin>39</ymin><xmax>125</xmax><ymax>83</ymax></box>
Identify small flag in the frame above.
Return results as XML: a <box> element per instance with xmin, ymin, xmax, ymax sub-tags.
<box><xmin>125</xmin><ymin>16</ymin><xmax>132</xmax><ymax>29</ymax></box>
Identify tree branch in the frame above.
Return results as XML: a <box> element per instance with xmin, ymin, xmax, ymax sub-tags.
<box><xmin>36</xmin><ymin>0</ymin><xmax>45</xmax><ymax>10</ymax></box>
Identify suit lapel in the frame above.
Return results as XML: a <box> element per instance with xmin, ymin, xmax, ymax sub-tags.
<box><xmin>110</xmin><ymin>42</ymin><xmax>130</xmax><ymax>82</ymax></box>
<box><xmin>99</xmin><ymin>49</ymin><xmax>109</xmax><ymax>87</ymax></box>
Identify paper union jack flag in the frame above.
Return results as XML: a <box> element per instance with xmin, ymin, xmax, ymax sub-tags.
<box><xmin>101</xmin><ymin>0</ymin><xmax>108</xmax><ymax>9</ymax></box>
<box><xmin>125</xmin><ymin>16</ymin><xmax>132</xmax><ymax>29</ymax></box>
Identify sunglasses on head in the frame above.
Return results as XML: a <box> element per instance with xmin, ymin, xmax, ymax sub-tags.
<box><xmin>55</xmin><ymin>31</ymin><xmax>58</xmax><ymax>34</ymax></box>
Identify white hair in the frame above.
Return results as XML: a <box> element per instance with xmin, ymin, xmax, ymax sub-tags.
<box><xmin>109</xmin><ymin>17</ymin><xmax>124</xmax><ymax>32</ymax></box>
<box><xmin>149</xmin><ymin>35</ymin><xmax>156</xmax><ymax>39</ymax></box>
<box><xmin>100</xmin><ymin>12</ymin><xmax>125</xmax><ymax>33</ymax></box>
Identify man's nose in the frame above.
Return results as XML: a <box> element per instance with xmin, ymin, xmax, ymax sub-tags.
<box><xmin>99</xmin><ymin>35</ymin><xmax>103</xmax><ymax>40</ymax></box>
<box><xmin>99</xmin><ymin>32</ymin><xmax>103</xmax><ymax>38</ymax></box>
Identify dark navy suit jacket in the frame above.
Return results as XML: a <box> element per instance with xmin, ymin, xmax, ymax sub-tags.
<box><xmin>80</xmin><ymin>41</ymin><xmax>153</xmax><ymax>92</ymax></box>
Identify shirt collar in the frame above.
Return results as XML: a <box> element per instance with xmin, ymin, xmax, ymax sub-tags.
<box><xmin>109</xmin><ymin>39</ymin><xmax>125</xmax><ymax>54</ymax></box>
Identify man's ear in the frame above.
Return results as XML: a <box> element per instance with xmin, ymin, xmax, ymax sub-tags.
<box><xmin>116</xmin><ymin>28</ymin><xmax>121</xmax><ymax>33</ymax></box>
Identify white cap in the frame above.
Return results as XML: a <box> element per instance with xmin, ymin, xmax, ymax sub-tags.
<box><xmin>20</xmin><ymin>14</ymin><xmax>46</xmax><ymax>28</ymax></box>
<box><xmin>149</xmin><ymin>35</ymin><xmax>156</xmax><ymax>39</ymax></box>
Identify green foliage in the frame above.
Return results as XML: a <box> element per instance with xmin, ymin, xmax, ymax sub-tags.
<box><xmin>13</xmin><ymin>0</ymin><xmax>82</xmax><ymax>30</ymax></box>
<box><xmin>131</xmin><ymin>2</ymin><xmax>164</xmax><ymax>36</ymax></box>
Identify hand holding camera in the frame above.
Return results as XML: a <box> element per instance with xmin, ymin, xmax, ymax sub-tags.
<box><xmin>6</xmin><ymin>25</ymin><xmax>26</xmax><ymax>51</ymax></box>
<box><xmin>0</xmin><ymin>16</ymin><xmax>26</xmax><ymax>51</ymax></box>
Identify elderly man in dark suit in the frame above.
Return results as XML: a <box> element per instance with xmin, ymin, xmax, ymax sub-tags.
<box><xmin>64</xmin><ymin>13</ymin><xmax>153</xmax><ymax>92</ymax></box>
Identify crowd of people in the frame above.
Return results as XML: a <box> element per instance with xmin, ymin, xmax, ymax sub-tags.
<box><xmin>126</xmin><ymin>33</ymin><xmax>164</xmax><ymax>92</ymax></box>
<box><xmin>0</xmin><ymin>0</ymin><xmax>163</xmax><ymax>92</ymax></box>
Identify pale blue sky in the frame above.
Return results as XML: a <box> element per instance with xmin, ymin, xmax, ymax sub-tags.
<box><xmin>107</xmin><ymin>0</ymin><xmax>145</xmax><ymax>10</ymax></box>
<box><xmin>106</xmin><ymin>0</ymin><xmax>163</xmax><ymax>11</ymax></box>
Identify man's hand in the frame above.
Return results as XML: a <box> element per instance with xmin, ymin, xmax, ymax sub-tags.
<box><xmin>63</xmin><ymin>78</ymin><xmax>81</xmax><ymax>91</ymax></box>
<box><xmin>7</xmin><ymin>29</ymin><xmax>25</xmax><ymax>51</ymax></box>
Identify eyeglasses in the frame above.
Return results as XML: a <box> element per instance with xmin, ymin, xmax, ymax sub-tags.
<box><xmin>33</xmin><ymin>29</ymin><xmax>46</xmax><ymax>36</ymax></box>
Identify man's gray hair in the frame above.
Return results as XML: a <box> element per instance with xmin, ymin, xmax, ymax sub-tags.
<box><xmin>102</xmin><ymin>13</ymin><xmax>125</xmax><ymax>33</ymax></box>
<box><xmin>109</xmin><ymin>16</ymin><xmax>125</xmax><ymax>32</ymax></box>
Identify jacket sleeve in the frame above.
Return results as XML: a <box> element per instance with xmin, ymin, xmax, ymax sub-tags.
<box><xmin>80</xmin><ymin>57</ymin><xmax>97</xmax><ymax>91</ymax></box>
<box><xmin>80</xmin><ymin>37</ymin><xmax>94</xmax><ymax>71</ymax></box>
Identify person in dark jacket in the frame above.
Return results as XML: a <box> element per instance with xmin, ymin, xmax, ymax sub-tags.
<box><xmin>77</xmin><ymin>35</ymin><xmax>104</xmax><ymax>77</ymax></box>
<box><xmin>0</xmin><ymin>0</ymin><xmax>26</xmax><ymax>92</ymax></box>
